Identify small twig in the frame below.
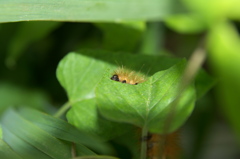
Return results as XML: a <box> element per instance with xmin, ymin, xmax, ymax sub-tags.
<box><xmin>71</xmin><ymin>142</ymin><xmax>77</xmax><ymax>158</ymax></box>
<box><xmin>140</xmin><ymin>125</ymin><xmax>148</xmax><ymax>159</ymax></box>
<box><xmin>164</xmin><ymin>38</ymin><xmax>207</xmax><ymax>133</ymax></box>
<box><xmin>181</xmin><ymin>39</ymin><xmax>206</xmax><ymax>89</ymax></box>
<box><xmin>53</xmin><ymin>101</ymin><xmax>72</xmax><ymax>118</ymax></box>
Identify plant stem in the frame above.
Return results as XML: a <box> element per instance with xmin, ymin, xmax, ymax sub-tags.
<box><xmin>71</xmin><ymin>142</ymin><xmax>77</xmax><ymax>157</ymax></box>
<box><xmin>140</xmin><ymin>125</ymin><xmax>148</xmax><ymax>159</ymax></box>
<box><xmin>54</xmin><ymin>101</ymin><xmax>71</xmax><ymax>118</ymax></box>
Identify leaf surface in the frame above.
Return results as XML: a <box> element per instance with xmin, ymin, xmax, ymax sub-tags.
<box><xmin>96</xmin><ymin>61</ymin><xmax>196</xmax><ymax>133</ymax></box>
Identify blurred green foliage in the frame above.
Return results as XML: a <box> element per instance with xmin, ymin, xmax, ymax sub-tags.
<box><xmin>0</xmin><ymin>0</ymin><xmax>240</xmax><ymax>159</ymax></box>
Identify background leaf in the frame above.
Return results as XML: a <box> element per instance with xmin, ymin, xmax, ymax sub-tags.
<box><xmin>207</xmin><ymin>21</ymin><xmax>240</xmax><ymax>141</ymax></box>
<box><xmin>181</xmin><ymin>0</ymin><xmax>240</xmax><ymax>26</ymax></box>
<box><xmin>95</xmin><ymin>22</ymin><xmax>145</xmax><ymax>51</ymax></box>
<box><xmin>164</xmin><ymin>14</ymin><xmax>207</xmax><ymax>33</ymax></box>
<box><xmin>0</xmin><ymin>0</ymin><xmax>173</xmax><ymax>23</ymax></box>
<box><xmin>1</xmin><ymin>108</ymin><xmax>111</xmax><ymax>159</ymax></box>
<box><xmin>0</xmin><ymin>108</ymin><xmax>104</xmax><ymax>159</ymax></box>
<box><xmin>165</xmin><ymin>0</ymin><xmax>240</xmax><ymax>34</ymax></box>
<box><xmin>1</xmin><ymin>108</ymin><xmax>71</xmax><ymax>159</ymax></box>
<box><xmin>0</xmin><ymin>82</ymin><xmax>49</xmax><ymax>115</ymax></box>
<box><xmin>17</xmin><ymin>108</ymin><xmax>109</xmax><ymax>154</ymax></box>
<box><xmin>2</xmin><ymin>127</ymin><xmax>55</xmax><ymax>159</ymax></box>
<box><xmin>0</xmin><ymin>140</ymin><xmax>23</xmax><ymax>159</ymax></box>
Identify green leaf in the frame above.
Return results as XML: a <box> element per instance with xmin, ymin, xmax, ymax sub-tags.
<box><xmin>96</xmin><ymin>60</ymin><xmax>196</xmax><ymax>133</ymax></box>
<box><xmin>95</xmin><ymin>22</ymin><xmax>145</xmax><ymax>51</ymax></box>
<box><xmin>17</xmin><ymin>107</ymin><xmax>108</xmax><ymax>154</ymax></box>
<box><xmin>57</xmin><ymin>50</ymin><xmax>182</xmax><ymax>138</ymax></box>
<box><xmin>207</xmin><ymin>21</ymin><xmax>240</xmax><ymax>141</ymax></box>
<box><xmin>0</xmin><ymin>140</ymin><xmax>23</xmax><ymax>159</ymax></box>
<box><xmin>0</xmin><ymin>0</ymin><xmax>173</xmax><ymax>23</ymax></box>
<box><xmin>1</xmin><ymin>108</ymin><xmax>71</xmax><ymax>159</ymax></box>
<box><xmin>167</xmin><ymin>0</ymin><xmax>240</xmax><ymax>33</ymax></box>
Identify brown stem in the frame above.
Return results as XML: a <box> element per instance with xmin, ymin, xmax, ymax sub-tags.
<box><xmin>71</xmin><ymin>142</ymin><xmax>77</xmax><ymax>158</ymax></box>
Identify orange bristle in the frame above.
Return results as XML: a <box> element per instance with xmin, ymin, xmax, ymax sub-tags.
<box><xmin>110</xmin><ymin>67</ymin><xmax>145</xmax><ymax>85</ymax></box>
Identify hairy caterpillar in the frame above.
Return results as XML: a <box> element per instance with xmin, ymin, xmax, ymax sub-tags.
<box><xmin>110</xmin><ymin>67</ymin><xmax>145</xmax><ymax>85</ymax></box>
<box><xmin>110</xmin><ymin>67</ymin><xmax>180</xmax><ymax>159</ymax></box>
